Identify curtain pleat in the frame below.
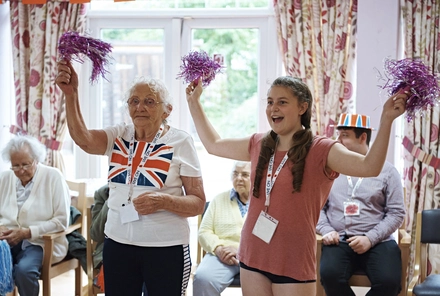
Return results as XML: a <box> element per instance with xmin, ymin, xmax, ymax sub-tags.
<box><xmin>273</xmin><ymin>0</ymin><xmax>357</xmax><ymax>136</ymax></box>
<box><xmin>9</xmin><ymin>0</ymin><xmax>86</xmax><ymax>174</ymax></box>
<box><xmin>400</xmin><ymin>0</ymin><xmax>440</xmax><ymax>288</ymax></box>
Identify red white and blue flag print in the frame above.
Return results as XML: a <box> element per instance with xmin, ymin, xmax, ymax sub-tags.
<box><xmin>108</xmin><ymin>137</ymin><xmax>173</xmax><ymax>188</ymax></box>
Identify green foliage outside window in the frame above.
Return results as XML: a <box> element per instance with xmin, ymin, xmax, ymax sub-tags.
<box><xmin>99</xmin><ymin>26</ymin><xmax>259</xmax><ymax>138</ymax></box>
<box><xmin>193</xmin><ymin>28</ymin><xmax>258</xmax><ymax>137</ymax></box>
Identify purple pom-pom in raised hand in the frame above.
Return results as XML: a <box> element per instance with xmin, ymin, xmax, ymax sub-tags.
<box><xmin>176</xmin><ymin>50</ymin><xmax>223</xmax><ymax>87</ymax></box>
<box><xmin>381</xmin><ymin>58</ymin><xmax>440</xmax><ymax>121</ymax></box>
<box><xmin>58</xmin><ymin>31</ymin><xmax>113</xmax><ymax>84</ymax></box>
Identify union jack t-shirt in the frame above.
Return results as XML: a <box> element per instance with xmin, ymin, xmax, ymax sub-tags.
<box><xmin>102</xmin><ymin>123</ymin><xmax>202</xmax><ymax>246</ymax></box>
<box><xmin>108</xmin><ymin>137</ymin><xmax>173</xmax><ymax>188</ymax></box>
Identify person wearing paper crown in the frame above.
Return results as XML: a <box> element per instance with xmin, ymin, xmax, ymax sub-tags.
<box><xmin>186</xmin><ymin>76</ymin><xmax>407</xmax><ymax>296</ymax></box>
<box><xmin>56</xmin><ymin>61</ymin><xmax>206</xmax><ymax>296</ymax></box>
<box><xmin>316</xmin><ymin>113</ymin><xmax>405</xmax><ymax>296</ymax></box>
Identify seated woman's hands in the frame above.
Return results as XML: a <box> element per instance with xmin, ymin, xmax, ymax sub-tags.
<box><xmin>214</xmin><ymin>245</ymin><xmax>239</xmax><ymax>266</ymax></box>
<box><xmin>0</xmin><ymin>227</ymin><xmax>31</xmax><ymax>247</ymax></box>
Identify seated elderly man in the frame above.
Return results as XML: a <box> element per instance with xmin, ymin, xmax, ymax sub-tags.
<box><xmin>316</xmin><ymin>113</ymin><xmax>405</xmax><ymax>296</ymax></box>
<box><xmin>193</xmin><ymin>161</ymin><xmax>251</xmax><ymax>296</ymax></box>
<box><xmin>0</xmin><ymin>135</ymin><xmax>70</xmax><ymax>296</ymax></box>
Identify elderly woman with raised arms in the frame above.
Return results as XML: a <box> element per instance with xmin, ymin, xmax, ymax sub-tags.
<box><xmin>56</xmin><ymin>60</ymin><xmax>206</xmax><ymax>296</ymax></box>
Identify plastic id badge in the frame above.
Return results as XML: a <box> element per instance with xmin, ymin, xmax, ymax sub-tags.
<box><xmin>120</xmin><ymin>203</ymin><xmax>140</xmax><ymax>224</ymax></box>
<box><xmin>344</xmin><ymin>201</ymin><xmax>360</xmax><ymax>216</ymax></box>
<box><xmin>252</xmin><ymin>211</ymin><xmax>279</xmax><ymax>244</ymax></box>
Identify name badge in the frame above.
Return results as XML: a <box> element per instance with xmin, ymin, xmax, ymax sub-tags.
<box><xmin>344</xmin><ymin>201</ymin><xmax>360</xmax><ymax>216</ymax></box>
<box><xmin>252</xmin><ymin>211</ymin><xmax>279</xmax><ymax>244</ymax></box>
<box><xmin>119</xmin><ymin>203</ymin><xmax>140</xmax><ymax>224</ymax></box>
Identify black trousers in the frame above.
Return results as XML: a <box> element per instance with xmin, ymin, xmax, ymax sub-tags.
<box><xmin>103</xmin><ymin>238</ymin><xmax>190</xmax><ymax>296</ymax></box>
<box><xmin>319</xmin><ymin>240</ymin><xmax>401</xmax><ymax>296</ymax></box>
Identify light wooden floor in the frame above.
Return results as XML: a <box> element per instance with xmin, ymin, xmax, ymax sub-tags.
<box><xmin>26</xmin><ymin>269</ymin><xmax>369</xmax><ymax>296</ymax></box>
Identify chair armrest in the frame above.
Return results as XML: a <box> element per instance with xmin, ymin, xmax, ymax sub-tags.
<box><xmin>40</xmin><ymin>222</ymin><xmax>82</xmax><ymax>270</ymax></box>
<box><xmin>407</xmin><ymin>274</ymin><xmax>420</xmax><ymax>296</ymax></box>
<box><xmin>316</xmin><ymin>234</ymin><xmax>324</xmax><ymax>296</ymax></box>
<box><xmin>316</xmin><ymin>233</ymin><xmax>323</xmax><ymax>243</ymax></box>
<box><xmin>398</xmin><ymin>229</ymin><xmax>411</xmax><ymax>294</ymax></box>
<box><xmin>41</xmin><ymin>222</ymin><xmax>81</xmax><ymax>241</ymax></box>
<box><xmin>399</xmin><ymin>229</ymin><xmax>411</xmax><ymax>245</ymax></box>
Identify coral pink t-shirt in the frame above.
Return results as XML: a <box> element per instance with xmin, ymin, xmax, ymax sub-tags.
<box><xmin>238</xmin><ymin>133</ymin><xmax>338</xmax><ymax>281</ymax></box>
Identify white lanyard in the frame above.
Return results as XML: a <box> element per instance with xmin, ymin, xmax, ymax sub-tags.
<box><xmin>346</xmin><ymin>176</ymin><xmax>363</xmax><ymax>200</ymax></box>
<box><xmin>265</xmin><ymin>152</ymin><xmax>289</xmax><ymax>211</ymax></box>
<box><xmin>126</xmin><ymin>124</ymin><xmax>164</xmax><ymax>202</ymax></box>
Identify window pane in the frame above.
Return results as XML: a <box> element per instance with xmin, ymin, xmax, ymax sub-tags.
<box><xmin>189</xmin><ymin>28</ymin><xmax>259</xmax><ymax>199</ymax></box>
<box><xmin>100</xmin><ymin>28</ymin><xmax>164</xmax><ymax>128</ymax></box>
<box><xmin>191</xmin><ymin>28</ymin><xmax>258</xmax><ymax>138</ymax></box>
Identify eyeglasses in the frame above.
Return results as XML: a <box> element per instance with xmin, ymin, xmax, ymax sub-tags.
<box><xmin>232</xmin><ymin>172</ymin><xmax>250</xmax><ymax>179</ymax></box>
<box><xmin>10</xmin><ymin>161</ymin><xmax>35</xmax><ymax>172</ymax></box>
<box><xmin>127</xmin><ymin>97</ymin><xmax>164</xmax><ymax>108</ymax></box>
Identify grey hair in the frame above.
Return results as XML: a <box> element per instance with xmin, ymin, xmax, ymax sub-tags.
<box><xmin>1</xmin><ymin>135</ymin><xmax>47</xmax><ymax>163</ymax></box>
<box><xmin>126</xmin><ymin>77</ymin><xmax>173</xmax><ymax>115</ymax></box>
<box><xmin>231</xmin><ymin>161</ymin><xmax>251</xmax><ymax>178</ymax></box>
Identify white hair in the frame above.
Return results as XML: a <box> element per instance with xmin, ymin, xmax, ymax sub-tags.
<box><xmin>230</xmin><ymin>161</ymin><xmax>251</xmax><ymax>178</ymax></box>
<box><xmin>125</xmin><ymin>76</ymin><xmax>173</xmax><ymax>124</ymax></box>
<box><xmin>1</xmin><ymin>135</ymin><xmax>46</xmax><ymax>163</ymax></box>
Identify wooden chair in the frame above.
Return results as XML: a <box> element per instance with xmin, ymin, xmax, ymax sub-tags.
<box><xmin>195</xmin><ymin>202</ymin><xmax>209</xmax><ymax>267</ymax></box>
<box><xmin>195</xmin><ymin>201</ymin><xmax>241</xmax><ymax>288</ymax></box>
<box><xmin>316</xmin><ymin>228</ymin><xmax>411</xmax><ymax>296</ymax></box>
<box><xmin>41</xmin><ymin>180</ymin><xmax>87</xmax><ymax>296</ymax></box>
<box><xmin>86</xmin><ymin>205</ymin><xmax>104</xmax><ymax>296</ymax></box>
<box><xmin>407</xmin><ymin>209</ymin><xmax>440</xmax><ymax>296</ymax></box>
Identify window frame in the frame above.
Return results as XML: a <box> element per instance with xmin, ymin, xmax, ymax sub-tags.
<box><xmin>75</xmin><ymin>8</ymin><xmax>281</xmax><ymax>179</ymax></box>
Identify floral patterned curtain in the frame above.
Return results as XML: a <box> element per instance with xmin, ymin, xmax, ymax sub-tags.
<box><xmin>9</xmin><ymin>0</ymin><xmax>86</xmax><ymax>173</ymax></box>
<box><xmin>273</xmin><ymin>0</ymin><xmax>357</xmax><ymax>136</ymax></box>
<box><xmin>400</xmin><ymin>0</ymin><xmax>440</xmax><ymax>287</ymax></box>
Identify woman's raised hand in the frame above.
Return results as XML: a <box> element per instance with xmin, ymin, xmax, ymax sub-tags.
<box><xmin>55</xmin><ymin>60</ymin><xmax>79</xmax><ymax>96</ymax></box>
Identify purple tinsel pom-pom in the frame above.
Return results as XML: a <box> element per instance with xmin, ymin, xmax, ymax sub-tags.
<box><xmin>176</xmin><ymin>51</ymin><xmax>223</xmax><ymax>87</ymax></box>
<box><xmin>381</xmin><ymin>58</ymin><xmax>440</xmax><ymax>121</ymax></box>
<box><xmin>58</xmin><ymin>31</ymin><xmax>113</xmax><ymax>84</ymax></box>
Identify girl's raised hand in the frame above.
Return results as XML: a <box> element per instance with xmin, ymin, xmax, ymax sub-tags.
<box><xmin>185</xmin><ymin>77</ymin><xmax>203</xmax><ymax>103</ymax></box>
<box><xmin>381</xmin><ymin>91</ymin><xmax>408</xmax><ymax>123</ymax></box>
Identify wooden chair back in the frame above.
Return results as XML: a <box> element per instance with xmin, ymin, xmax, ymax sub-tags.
<box><xmin>407</xmin><ymin>209</ymin><xmax>440</xmax><ymax>296</ymax></box>
<box><xmin>86</xmin><ymin>205</ymin><xmax>103</xmax><ymax>296</ymax></box>
<box><xmin>40</xmin><ymin>180</ymin><xmax>87</xmax><ymax>296</ymax></box>
<box><xmin>196</xmin><ymin>201</ymin><xmax>210</xmax><ymax>266</ymax></box>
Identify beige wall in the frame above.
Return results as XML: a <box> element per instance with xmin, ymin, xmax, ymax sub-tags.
<box><xmin>357</xmin><ymin>0</ymin><xmax>401</xmax><ymax>166</ymax></box>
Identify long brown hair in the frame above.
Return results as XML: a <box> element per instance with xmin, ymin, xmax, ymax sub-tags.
<box><xmin>253</xmin><ymin>76</ymin><xmax>313</xmax><ymax>197</ymax></box>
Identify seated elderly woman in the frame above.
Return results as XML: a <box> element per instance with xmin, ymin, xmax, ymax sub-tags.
<box><xmin>0</xmin><ymin>135</ymin><xmax>70</xmax><ymax>296</ymax></box>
